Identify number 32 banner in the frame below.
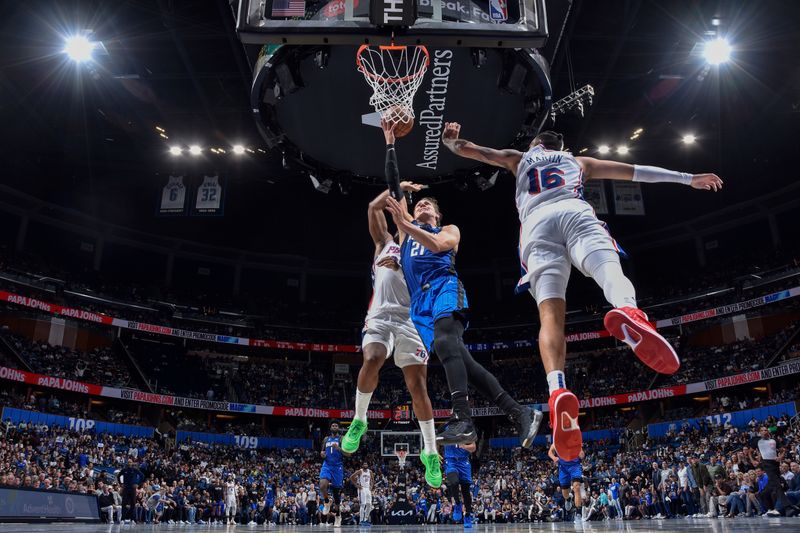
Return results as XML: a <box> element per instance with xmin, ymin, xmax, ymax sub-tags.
<box><xmin>193</xmin><ymin>174</ymin><xmax>225</xmax><ymax>216</ymax></box>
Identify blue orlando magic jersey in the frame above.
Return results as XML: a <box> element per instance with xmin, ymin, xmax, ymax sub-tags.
<box><xmin>444</xmin><ymin>444</ymin><xmax>470</xmax><ymax>462</ymax></box>
<box><xmin>400</xmin><ymin>222</ymin><xmax>458</xmax><ymax>299</ymax></box>
<box><xmin>323</xmin><ymin>436</ymin><xmax>343</xmax><ymax>466</ymax></box>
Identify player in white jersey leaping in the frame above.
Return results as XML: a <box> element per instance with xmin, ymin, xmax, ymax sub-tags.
<box><xmin>441</xmin><ymin>124</ymin><xmax>722</xmax><ymax>461</ymax></box>
<box><xmin>350</xmin><ymin>462</ymin><xmax>374</xmax><ymax>526</ymax></box>
<box><xmin>340</xmin><ymin>119</ymin><xmax>443</xmax><ymax>489</ymax></box>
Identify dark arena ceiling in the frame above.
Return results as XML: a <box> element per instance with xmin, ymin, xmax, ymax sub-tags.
<box><xmin>0</xmin><ymin>0</ymin><xmax>798</xmax><ymax>269</ymax></box>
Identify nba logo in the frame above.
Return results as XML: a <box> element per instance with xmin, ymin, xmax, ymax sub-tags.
<box><xmin>489</xmin><ymin>0</ymin><xmax>508</xmax><ymax>22</ymax></box>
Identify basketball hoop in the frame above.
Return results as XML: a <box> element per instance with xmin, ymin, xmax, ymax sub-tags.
<box><xmin>356</xmin><ymin>45</ymin><xmax>430</xmax><ymax>124</ymax></box>
<box><xmin>395</xmin><ymin>449</ymin><xmax>408</xmax><ymax>469</ymax></box>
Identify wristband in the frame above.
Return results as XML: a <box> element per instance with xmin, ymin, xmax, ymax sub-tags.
<box><xmin>633</xmin><ymin>165</ymin><xmax>692</xmax><ymax>185</ymax></box>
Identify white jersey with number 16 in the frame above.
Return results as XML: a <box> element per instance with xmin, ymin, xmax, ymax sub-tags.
<box><xmin>515</xmin><ymin>144</ymin><xmax>586</xmax><ymax>222</ymax></box>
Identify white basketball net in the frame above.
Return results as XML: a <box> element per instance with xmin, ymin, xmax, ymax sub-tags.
<box><xmin>395</xmin><ymin>450</ymin><xmax>408</xmax><ymax>469</ymax></box>
<box><xmin>356</xmin><ymin>45</ymin><xmax>430</xmax><ymax>124</ymax></box>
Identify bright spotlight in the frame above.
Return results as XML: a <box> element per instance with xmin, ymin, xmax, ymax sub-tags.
<box><xmin>703</xmin><ymin>38</ymin><xmax>732</xmax><ymax>65</ymax></box>
<box><xmin>169</xmin><ymin>146</ymin><xmax>182</xmax><ymax>156</ymax></box>
<box><xmin>617</xmin><ymin>145</ymin><xmax>629</xmax><ymax>155</ymax></box>
<box><xmin>188</xmin><ymin>145</ymin><xmax>202</xmax><ymax>156</ymax></box>
<box><xmin>232</xmin><ymin>145</ymin><xmax>246</xmax><ymax>155</ymax></box>
<box><xmin>682</xmin><ymin>134</ymin><xmax>697</xmax><ymax>145</ymax></box>
<box><xmin>597</xmin><ymin>145</ymin><xmax>610</xmax><ymax>155</ymax></box>
<box><xmin>64</xmin><ymin>35</ymin><xmax>94</xmax><ymax>62</ymax></box>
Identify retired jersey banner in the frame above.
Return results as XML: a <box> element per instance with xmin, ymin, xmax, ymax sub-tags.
<box><xmin>193</xmin><ymin>174</ymin><xmax>224</xmax><ymax>216</ymax></box>
<box><xmin>583</xmin><ymin>179</ymin><xmax>609</xmax><ymax>215</ymax></box>
<box><xmin>158</xmin><ymin>175</ymin><xmax>187</xmax><ymax>215</ymax></box>
<box><xmin>612</xmin><ymin>181</ymin><xmax>645</xmax><ymax>215</ymax></box>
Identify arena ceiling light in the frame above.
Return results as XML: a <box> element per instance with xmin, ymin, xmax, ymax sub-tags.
<box><xmin>617</xmin><ymin>145</ymin><xmax>629</xmax><ymax>155</ymax></box>
<box><xmin>682</xmin><ymin>134</ymin><xmax>697</xmax><ymax>145</ymax></box>
<box><xmin>232</xmin><ymin>145</ymin><xmax>246</xmax><ymax>155</ymax></box>
<box><xmin>188</xmin><ymin>145</ymin><xmax>202</xmax><ymax>156</ymax></box>
<box><xmin>64</xmin><ymin>35</ymin><xmax>94</xmax><ymax>63</ymax></box>
<box><xmin>169</xmin><ymin>146</ymin><xmax>182</xmax><ymax>156</ymax></box>
<box><xmin>703</xmin><ymin>38</ymin><xmax>732</xmax><ymax>65</ymax></box>
<box><xmin>597</xmin><ymin>145</ymin><xmax>610</xmax><ymax>155</ymax></box>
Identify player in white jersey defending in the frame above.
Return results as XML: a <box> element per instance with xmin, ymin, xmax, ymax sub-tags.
<box><xmin>350</xmin><ymin>463</ymin><xmax>374</xmax><ymax>526</ymax></box>
<box><xmin>441</xmin><ymin>123</ymin><xmax>722</xmax><ymax>460</ymax></box>
<box><xmin>224</xmin><ymin>476</ymin><xmax>239</xmax><ymax>525</ymax></box>
<box><xmin>340</xmin><ymin>119</ymin><xmax>443</xmax><ymax>489</ymax></box>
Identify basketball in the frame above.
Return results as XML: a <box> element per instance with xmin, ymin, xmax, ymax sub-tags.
<box><xmin>386</xmin><ymin>106</ymin><xmax>414</xmax><ymax>138</ymax></box>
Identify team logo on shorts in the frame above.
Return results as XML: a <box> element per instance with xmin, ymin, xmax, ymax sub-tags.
<box><xmin>416</xmin><ymin>347</ymin><xmax>429</xmax><ymax>363</ymax></box>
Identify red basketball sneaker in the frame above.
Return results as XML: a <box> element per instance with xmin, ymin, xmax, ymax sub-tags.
<box><xmin>604</xmin><ymin>306</ymin><xmax>680</xmax><ymax>375</ymax></box>
<box><xmin>549</xmin><ymin>389</ymin><xmax>582</xmax><ymax>461</ymax></box>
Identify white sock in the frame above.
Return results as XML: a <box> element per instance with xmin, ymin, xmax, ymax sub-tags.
<box><xmin>419</xmin><ymin>419</ymin><xmax>437</xmax><ymax>454</ymax></box>
<box><xmin>584</xmin><ymin>250</ymin><xmax>637</xmax><ymax>309</ymax></box>
<box><xmin>354</xmin><ymin>389</ymin><xmax>372</xmax><ymax>422</ymax></box>
<box><xmin>547</xmin><ymin>370</ymin><xmax>566</xmax><ymax>396</ymax></box>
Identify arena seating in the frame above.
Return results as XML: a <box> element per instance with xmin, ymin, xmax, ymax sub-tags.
<box><xmin>2</xmin><ymin>318</ymin><xmax>798</xmax><ymax>411</ymax></box>
<box><xmin>2</xmin><ymin>247</ymin><xmax>798</xmax><ymax>346</ymax></box>
<box><xmin>2</xmin><ymin>331</ymin><xmax>133</xmax><ymax>388</ymax></box>
<box><xmin>0</xmin><ymin>405</ymin><xmax>797</xmax><ymax>524</ymax></box>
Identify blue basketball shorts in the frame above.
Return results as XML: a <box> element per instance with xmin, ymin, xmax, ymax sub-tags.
<box><xmin>409</xmin><ymin>276</ymin><xmax>469</xmax><ymax>353</ymax></box>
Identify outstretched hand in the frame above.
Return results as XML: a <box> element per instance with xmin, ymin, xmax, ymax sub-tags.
<box><xmin>384</xmin><ymin>196</ymin><xmax>409</xmax><ymax>228</ymax></box>
<box><xmin>381</xmin><ymin>117</ymin><xmax>396</xmax><ymax>145</ymax></box>
<box><xmin>442</xmin><ymin>122</ymin><xmax>461</xmax><ymax>146</ymax></box>
<box><xmin>691</xmin><ymin>173</ymin><xmax>723</xmax><ymax>192</ymax></box>
<box><xmin>400</xmin><ymin>181</ymin><xmax>426</xmax><ymax>193</ymax></box>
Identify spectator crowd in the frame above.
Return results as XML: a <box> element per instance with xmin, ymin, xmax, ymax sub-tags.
<box><xmin>1</xmin><ymin>407</ymin><xmax>798</xmax><ymax>525</ymax></box>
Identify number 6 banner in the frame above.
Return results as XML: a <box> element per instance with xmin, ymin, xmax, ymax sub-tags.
<box><xmin>193</xmin><ymin>174</ymin><xmax>225</xmax><ymax>216</ymax></box>
<box><xmin>158</xmin><ymin>175</ymin><xmax>187</xmax><ymax>215</ymax></box>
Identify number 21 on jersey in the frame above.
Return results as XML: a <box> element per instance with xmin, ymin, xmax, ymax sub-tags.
<box><xmin>527</xmin><ymin>167</ymin><xmax>565</xmax><ymax>195</ymax></box>
<box><xmin>409</xmin><ymin>239</ymin><xmax>426</xmax><ymax>257</ymax></box>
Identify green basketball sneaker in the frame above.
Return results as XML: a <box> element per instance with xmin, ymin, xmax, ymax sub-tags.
<box><xmin>420</xmin><ymin>450</ymin><xmax>442</xmax><ymax>488</ymax></box>
<box><xmin>341</xmin><ymin>419</ymin><xmax>367</xmax><ymax>454</ymax></box>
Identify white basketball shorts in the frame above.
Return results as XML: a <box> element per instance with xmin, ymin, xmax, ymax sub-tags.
<box><xmin>518</xmin><ymin>198</ymin><xmax>620</xmax><ymax>304</ymax></box>
<box><xmin>361</xmin><ymin>313</ymin><xmax>429</xmax><ymax>368</ymax></box>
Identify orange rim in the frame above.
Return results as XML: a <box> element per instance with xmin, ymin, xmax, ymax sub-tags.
<box><xmin>356</xmin><ymin>44</ymin><xmax>430</xmax><ymax>84</ymax></box>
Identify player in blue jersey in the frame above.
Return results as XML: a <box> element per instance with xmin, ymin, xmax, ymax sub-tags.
<box><xmin>340</xmin><ymin>119</ymin><xmax>442</xmax><ymax>490</ymax></box>
<box><xmin>549</xmin><ymin>442</ymin><xmax>586</xmax><ymax>522</ymax></box>
<box><xmin>383</xmin><ymin>167</ymin><xmax>542</xmax><ymax>447</ymax></box>
<box><xmin>319</xmin><ymin>421</ymin><xmax>344</xmax><ymax>526</ymax></box>
<box><xmin>444</xmin><ymin>442</ymin><xmax>476</xmax><ymax>528</ymax></box>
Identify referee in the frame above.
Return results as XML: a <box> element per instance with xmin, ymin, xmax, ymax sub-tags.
<box><xmin>116</xmin><ymin>458</ymin><xmax>144</xmax><ymax>524</ymax></box>
<box><xmin>748</xmin><ymin>426</ymin><xmax>788</xmax><ymax>516</ymax></box>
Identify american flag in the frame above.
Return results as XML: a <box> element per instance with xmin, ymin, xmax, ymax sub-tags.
<box><xmin>272</xmin><ymin>0</ymin><xmax>305</xmax><ymax>17</ymax></box>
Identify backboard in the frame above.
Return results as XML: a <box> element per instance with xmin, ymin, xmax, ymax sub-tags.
<box><xmin>234</xmin><ymin>0</ymin><xmax>549</xmax><ymax>48</ymax></box>
<box><xmin>234</xmin><ymin>0</ymin><xmax>553</xmax><ymax>185</ymax></box>
<box><xmin>380</xmin><ymin>431</ymin><xmax>422</xmax><ymax>457</ymax></box>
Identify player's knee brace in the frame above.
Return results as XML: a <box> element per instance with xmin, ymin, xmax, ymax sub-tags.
<box><xmin>433</xmin><ymin>319</ymin><xmax>462</xmax><ymax>362</ymax></box>
<box><xmin>532</xmin><ymin>271</ymin><xmax>568</xmax><ymax>304</ymax></box>
<box><xmin>445</xmin><ymin>471</ymin><xmax>461</xmax><ymax>499</ymax></box>
<box><xmin>332</xmin><ymin>488</ymin><xmax>342</xmax><ymax>505</ymax></box>
<box><xmin>446</xmin><ymin>471</ymin><xmax>460</xmax><ymax>487</ymax></box>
